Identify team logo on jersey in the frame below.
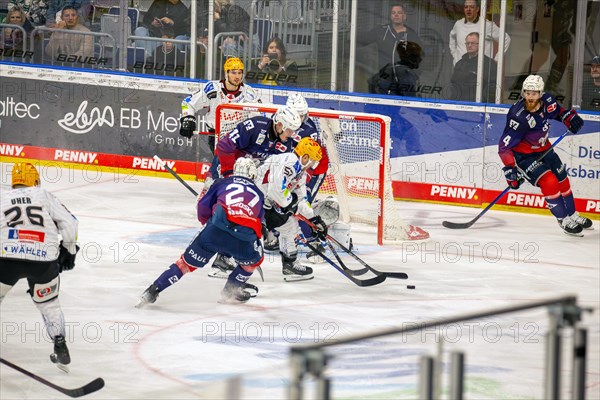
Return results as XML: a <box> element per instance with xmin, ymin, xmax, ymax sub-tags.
<box><xmin>509</xmin><ymin>119</ymin><xmax>520</xmax><ymax>130</ymax></box>
<box><xmin>525</xmin><ymin>115</ymin><xmax>536</xmax><ymax>128</ymax></box>
<box><xmin>275</xmin><ymin>142</ymin><xmax>287</xmax><ymax>152</ymax></box>
<box><xmin>547</xmin><ymin>102</ymin><xmax>557</xmax><ymax>113</ymax></box>
<box><xmin>256</xmin><ymin>133</ymin><xmax>266</xmax><ymax>145</ymax></box>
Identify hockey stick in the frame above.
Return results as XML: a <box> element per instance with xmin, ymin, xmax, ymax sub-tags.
<box><xmin>153</xmin><ymin>155</ymin><xmax>265</xmax><ymax>281</ymax></box>
<box><xmin>0</xmin><ymin>357</ymin><xmax>104</xmax><ymax>398</ymax></box>
<box><xmin>296</xmin><ymin>215</ymin><xmax>408</xmax><ymax>280</ymax></box>
<box><xmin>442</xmin><ymin>129</ymin><xmax>571</xmax><ymax>229</ymax></box>
<box><xmin>296</xmin><ymin>235</ymin><xmax>386</xmax><ymax>287</ymax></box>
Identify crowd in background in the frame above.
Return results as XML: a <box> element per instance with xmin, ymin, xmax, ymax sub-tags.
<box><xmin>0</xmin><ymin>0</ymin><xmax>598</xmax><ymax>111</ymax></box>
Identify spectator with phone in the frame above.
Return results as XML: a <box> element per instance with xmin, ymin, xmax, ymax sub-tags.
<box><xmin>134</xmin><ymin>0</ymin><xmax>189</xmax><ymax>56</ymax></box>
<box><xmin>253</xmin><ymin>37</ymin><xmax>298</xmax><ymax>86</ymax></box>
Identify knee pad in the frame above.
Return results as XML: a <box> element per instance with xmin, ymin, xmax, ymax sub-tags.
<box><xmin>537</xmin><ymin>171</ymin><xmax>560</xmax><ymax>198</ymax></box>
<box><xmin>558</xmin><ymin>176</ymin><xmax>572</xmax><ymax>196</ymax></box>
<box><xmin>175</xmin><ymin>256</ymin><xmax>198</xmax><ymax>274</ymax></box>
<box><xmin>30</xmin><ymin>276</ymin><xmax>60</xmax><ymax>303</ymax></box>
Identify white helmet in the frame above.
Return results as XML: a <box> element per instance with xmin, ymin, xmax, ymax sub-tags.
<box><xmin>233</xmin><ymin>157</ymin><xmax>257</xmax><ymax>180</ymax></box>
<box><xmin>522</xmin><ymin>75</ymin><xmax>544</xmax><ymax>96</ymax></box>
<box><xmin>273</xmin><ymin>106</ymin><xmax>302</xmax><ymax>132</ymax></box>
<box><xmin>286</xmin><ymin>93</ymin><xmax>309</xmax><ymax>122</ymax></box>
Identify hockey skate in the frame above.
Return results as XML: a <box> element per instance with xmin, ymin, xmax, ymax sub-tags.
<box><xmin>50</xmin><ymin>335</ymin><xmax>70</xmax><ymax>372</ymax></box>
<box><xmin>558</xmin><ymin>215</ymin><xmax>584</xmax><ymax>237</ymax></box>
<box><xmin>208</xmin><ymin>254</ymin><xmax>237</xmax><ymax>279</ymax></box>
<box><xmin>306</xmin><ymin>243</ymin><xmax>326</xmax><ymax>264</ymax></box>
<box><xmin>242</xmin><ymin>282</ymin><xmax>259</xmax><ymax>298</ymax></box>
<box><xmin>135</xmin><ymin>284</ymin><xmax>160</xmax><ymax>308</ymax></box>
<box><xmin>570</xmin><ymin>212</ymin><xmax>593</xmax><ymax>230</ymax></box>
<box><xmin>282</xmin><ymin>254</ymin><xmax>314</xmax><ymax>282</ymax></box>
<box><xmin>219</xmin><ymin>282</ymin><xmax>252</xmax><ymax>304</ymax></box>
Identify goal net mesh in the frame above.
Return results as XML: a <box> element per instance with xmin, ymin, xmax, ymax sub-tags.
<box><xmin>215</xmin><ymin>103</ymin><xmax>429</xmax><ymax>244</ymax></box>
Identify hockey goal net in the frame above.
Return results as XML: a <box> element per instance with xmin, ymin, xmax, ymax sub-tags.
<box><xmin>215</xmin><ymin>103</ymin><xmax>429</xmax><ymax>244</ymax></box>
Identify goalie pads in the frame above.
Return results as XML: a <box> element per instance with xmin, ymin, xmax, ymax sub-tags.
<box><xmin>312</xmin><ymin>196</ymin><xmax>340</xmax><ymax>226</ymax></box>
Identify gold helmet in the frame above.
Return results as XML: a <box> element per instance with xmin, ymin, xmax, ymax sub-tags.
<box><xmin>294</xmin><ymin>137</ymin><xmax>322</xmax><ymax>162</ymax></box>
<box><xmin>224</xmin><ymin>57</ymin><xmax>244</xmax><ymax>73</ymax></box>
<box><xmin>12</xmin><ymin>162</ymin><xmax>40</xmax><ymax>188</ymax></box>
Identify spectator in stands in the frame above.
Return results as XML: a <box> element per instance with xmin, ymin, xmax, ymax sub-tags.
<box><xmin>44</xmin><ymin>5</ymin><xmax>93</xmax><ymax>60</ymax></box>
<box><xmin>449</xmin><ymin>0</ymin><xmax>510</xmax><ymax>66</ymax></box>
<box><xmin>367</xmin><ymin>39</ymin><xmax>422</xmax><ymax>97</ymax></box>
<box><xmin>8</xmin><ymin>0</ymin><xmax>48</xmax><ymax>27</ymax></box>
<box><xmin>148</xmin><ymin>25</ymin><xmax>188</xmax><ymax>77</ymax></box>
<box><xmin>2</xmin><ymin>7</ymin><xmax>34</xmax><ymax>50</ymax></box>
<box><xmin>582</xmin><ymin>55</ymin><xmax>600</xmax><ymax>111</ymax></box>
<box><xmin>135</xmin><ymin>0</ymin><xmax>189</xmax><ymax>56</ymax></box>
<box><xmin>45</xmin><ymin>0</ymin><xmax>90</xmax><ymax>28</ymax></box>
<box><xmin>213</xmin><ymin>0</ymin><xmax>259</xmax><ymax>58</ymax></box>
<box><xmin>252</xmin><ymin>36</ymin><xmax>298</xmax><ymax>85</ymax></box>
<box><xmin>450</xmin><ymin>32</ymin><xmax>497</xmax><ymax>102</ymax></box>
<box><xmin>357</xmin><ymin>3</ymin><xmax>423</xmax><ymax>74</ymax></box>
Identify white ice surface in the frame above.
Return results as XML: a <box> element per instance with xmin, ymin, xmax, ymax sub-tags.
<box><xmin>0</xmin><ymin>165</ymin><xmax>598</xmax><ymax>399</ymax></box>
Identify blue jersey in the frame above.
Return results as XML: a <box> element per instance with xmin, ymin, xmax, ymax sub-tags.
<box><xmin>197</xmin><ymin>176</ymin><xmax>265</xmax><ymax>239</ymax></box>
<box><xmin>216</xmin><ymin>116</ymin><xmax>290</xmax><ymax>176</ymax></box>
<box><xmin>287</xmin><ymin>118</ymin><xmax>320</xmax><ymax>151</ymax></box>
<box><xmin>499</xmin><ymin>93</ymin><xmax>565</xmax><ymax>166</ymax></box>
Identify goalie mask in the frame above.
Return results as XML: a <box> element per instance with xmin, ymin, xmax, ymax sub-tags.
<box><xmin>233</xmin><ymin>158</ymin><xmax>257</xmax><ymax>180</ymax></box>
<box><xmin>12</xmin><ymin>162</ymin><xmax>40</xmax><ymax>188</ymax></box>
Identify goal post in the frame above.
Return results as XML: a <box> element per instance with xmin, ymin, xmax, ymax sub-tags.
<box><xmin>215</xmin><ymin>102</ymin><xmax>429</xmax><ymax>245</ymax></box>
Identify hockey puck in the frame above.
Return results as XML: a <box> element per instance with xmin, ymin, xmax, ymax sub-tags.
<box><xmin>407</xmin><ymin>285</ymin><xmax>416</xmax><ymax>289</ymax></box>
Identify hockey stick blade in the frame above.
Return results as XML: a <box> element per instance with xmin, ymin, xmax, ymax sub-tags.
<box><xmin>298</xmin><ymin>236</ymin><xmax>386</xmax><ymax>286</ymax></box>
<box><xmin>0</xmin><ymin>357</ymin><xmax>105</xmax><ymax>398</ymax></box>
<box><xmin>297</xmin><ymin>215</ymin><xmax>408</xmax><ymax>279</ymax></box>
<box><xmin>442</xmin><ymin>129</ymin><xmax>571</xmax><ymax>230</ymax></box>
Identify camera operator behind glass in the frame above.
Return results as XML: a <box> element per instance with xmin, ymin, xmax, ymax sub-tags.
<box><xmin>257</xmin><ymin>37</ymin><xmax>297</xmax><ymax>74</ymax></box>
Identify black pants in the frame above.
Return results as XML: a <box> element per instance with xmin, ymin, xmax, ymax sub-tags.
<box><xmin>0</xmin><ymin>258</ymin><xmax>59</xmax><ymax>296</ymax></box>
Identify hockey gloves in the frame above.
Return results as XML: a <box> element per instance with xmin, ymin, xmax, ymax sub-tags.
<box><xmin>559</xmin><ymin>109</ymin><xmax>583</xmax><ymax>134</ymax></box>
<box><xmin>503</xmin><ymin>166</ymin><xmax>524</xmax><ymax>190</ymax></box>
<box><xmin>279</xmin><ymin>193</ymin><xmax>299</xmax><ymax>216</ymax></box>
<box><xmin>179</xmin><ymin>115</ymin><xmax>197</xmax><ymax>138</ymax></box>
<box><xmin>309</xmin><ymin>215</ymin><xmax>328</xmax><ymax>240</ymax></box>
<box><xmin>57</xmin><ymin>241</ymin><xmax>80</xmax><ymax>272</ymax></box>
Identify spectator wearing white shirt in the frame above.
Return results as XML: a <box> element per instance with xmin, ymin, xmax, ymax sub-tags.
<box><xmin>449</xmin><ymin>0</ymin><xmax>510</xmax><ymax>66</ymax></box>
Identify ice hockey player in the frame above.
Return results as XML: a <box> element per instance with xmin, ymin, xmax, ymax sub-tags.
<box><xmin>136</xmin><ymin>158</ymin><xmax>265</xmax><ymax>306</ymax></box>
<box><xmin>179</xmin><ymin>57</ymin><xmax>260</xmax><ymax>151</ymax></box>
<box><xmin>0</xmin><ymin>163</ymin><xmax>79</xmax><ymax>371</ymax></box>
<box><xmin>257</xmin><ymin>137</ymin><xmax>328</xmax><ymax>281</ymax></box>
<box><xmin>498</xmin><ymin>74</ymin><xmax>592</xmax><ymax>236</ymax></box>
<box><xmin>193</xmin><ymin>105</ymin><xmax>301</xmax><ymax>279</ymax></box>
<box><xmin>263</xmin><ymin>94</ymin><xmax>332</xmax><ymax>264</ymax></box>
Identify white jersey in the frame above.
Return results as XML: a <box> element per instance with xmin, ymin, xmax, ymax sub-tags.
<box><xmin>181</xmin><ymin>79</ymin><xmax>260</xmax><ymax>131</ymax></box>
<box><xmin>256</xmin><ymin>152</ymin><xmax>314</xmax><ymax>219</ymax></box>
<box><xmin>1</xmin><ymin>186</ymin><xmax>78</xmax><ymax>262</ymax></box>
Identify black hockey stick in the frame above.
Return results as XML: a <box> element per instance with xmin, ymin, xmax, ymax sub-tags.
<box><xmin>296</xmin><ymin>215</ymin><xmax>408</xmax><ymax>280</ymax></box>
<box><xmin>296</xmin><ymin>235</ymin><xmax>386</xmax><ymax>287</ymax></box>
<box><xmin>442</xmin><ymin>129</ymin><xmax>571</xmax><ymax>229</ymax></box>
<box><xmin>0</xmin><ymin>357</ymin><xmax>104</xmax><ymax>398</ymax></box>
<box><xmin>153</xmin><ymin>155</ymin><xmax>265</xmax><ymax>281</ymax></box>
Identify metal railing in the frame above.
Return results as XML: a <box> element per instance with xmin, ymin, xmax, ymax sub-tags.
<box><xmin>288</xmin><ymin>295</ymin><xmax>592</xmax><ymax>400</ymax></box>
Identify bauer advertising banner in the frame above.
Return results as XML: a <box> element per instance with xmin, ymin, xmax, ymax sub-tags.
<box><xmin>1</xmin><ymin>64</ymin><xmax>599</xmax><ymax>215</ymax></box>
